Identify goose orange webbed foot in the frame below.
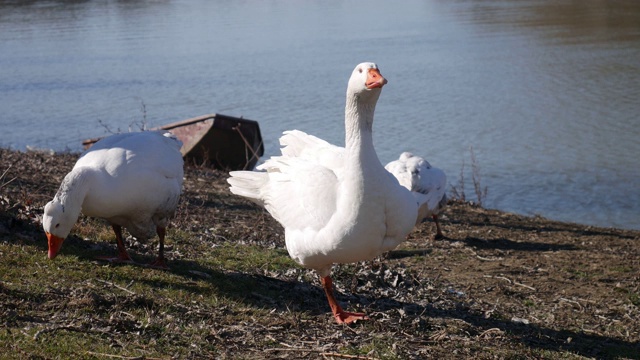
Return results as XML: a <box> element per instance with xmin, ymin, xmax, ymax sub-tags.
<box><xmin>333</xmin><ymin>310</ymin><xmax>369</xmax><ymax>324</ymax></box>
<box><xmin>321</xmin><ymin>275</ymin><xmax>370</xmax><ymax>324</ymax></box>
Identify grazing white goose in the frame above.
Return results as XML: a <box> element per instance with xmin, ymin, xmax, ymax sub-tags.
<box><xmin>227</xmin><ymin>62</ymin><xmax>418</xmax><ymax>323</ymax></box>
<box><xmin>385</xmin><ymin>152</ymin><xmax>448</xmax><ymax>239</ymax></box>
<box><xmin>43</xmin><ymin>130</ymin><xmax>184</xmax><ymax>269</ymax></box>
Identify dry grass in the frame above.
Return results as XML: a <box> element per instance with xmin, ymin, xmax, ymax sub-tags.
<box><xmin>1</xmin><ymin>148</ymin><xmax>639</xmax><ymax>359</ymax></box>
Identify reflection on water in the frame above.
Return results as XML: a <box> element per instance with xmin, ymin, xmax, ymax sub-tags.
<box><xmin>455</xmin><ymin>0</ymin><xmax>640</xmax><ymax>43</ymax></box>
<box><xmin>0</xmin><ymin>0</ymin><xmax>639</xmax><ymax>229</ymax></box>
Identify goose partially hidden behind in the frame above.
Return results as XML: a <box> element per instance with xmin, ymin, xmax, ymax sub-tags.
<box><xmin>227</xmin><ymin>62</ymin><xmax>419</xmax><ymax>323</ymax></box>
<box><xmin>42</xmin><ymin>130</ymin><xmax>184</xmax><ymax>269</ymax></box>
<box><xmin>385</xmin><ymin>152</ymin><xmax>447</xmax><ymax>239</ymax></box>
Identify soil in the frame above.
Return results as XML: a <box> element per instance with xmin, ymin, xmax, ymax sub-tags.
<box><xmin>1</xmin><ymin>148</ymin><xmax>639</xmax><ymax>359</ymax></box>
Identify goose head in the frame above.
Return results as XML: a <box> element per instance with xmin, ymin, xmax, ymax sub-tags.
<box><xmin>42</xmin><ymin>199</ymin><xmax>75</xmax><ymax>259</ymax></box>
<box><xmin>347</xmin><ymin>62</ymin><xmax>387</xmax><ymax>101</ymax></box>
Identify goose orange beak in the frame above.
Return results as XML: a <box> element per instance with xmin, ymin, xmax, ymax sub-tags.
<box><xmin>46</xmin><ymin>232</ymin><xmax>64</xmax><ymax>259</ymax></box>
<box><xmin>366</xmin><ymin>68</ymin><xmax>387</xmax><ymax>89</ymax></box>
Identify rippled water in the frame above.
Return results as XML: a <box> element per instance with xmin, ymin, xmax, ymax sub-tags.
<box><xmin>1</xmin><ymin>0</ymin><xmax>639</xmax><ymax>229</ymax></box>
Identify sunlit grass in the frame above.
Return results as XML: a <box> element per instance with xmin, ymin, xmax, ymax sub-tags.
<box><xmin>0</xmin><ymin>230</ymin><xmax>301</xmax><ymax>359</ymax></box>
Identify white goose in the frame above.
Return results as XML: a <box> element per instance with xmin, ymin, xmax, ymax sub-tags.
<box><xmin>227</xmin><ymin>62</ymin><xmax>418</xmax><ymax>323</ymax></box>
<box><xmin>43</xmin><ymin>130</ymin><xmax>184</xmax><ymax>268</ymax></box>
<box><xmin>385</xmin><ymin>152</ymin><xmax>448</xmax><ymax>239</ymax></box>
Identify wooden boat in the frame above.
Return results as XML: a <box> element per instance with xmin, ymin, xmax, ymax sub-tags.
<box><xmin>82</xmin><ymin>114</ymin><xmax>264</xmax><ymax>170</ymax></box>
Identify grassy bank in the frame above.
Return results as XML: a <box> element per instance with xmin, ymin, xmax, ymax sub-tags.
<box><xmin>1</xmin><ymin>148</ymin><xmax>639</xmax><ymax>359</ymax></box>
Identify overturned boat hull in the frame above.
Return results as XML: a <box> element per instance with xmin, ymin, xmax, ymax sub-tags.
<box><xmin>83</xmin><ymin>114</ymin><xmax>264</xmax><ymax>170</ymax></box>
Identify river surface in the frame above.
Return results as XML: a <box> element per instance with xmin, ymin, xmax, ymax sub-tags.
<box><xmin>1</xmin><ymin>0</ymin><xmax>639</xmax><ymax>230</ymax></box>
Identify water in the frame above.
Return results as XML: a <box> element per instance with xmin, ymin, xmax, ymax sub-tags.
<box><xmin>1</xmin><ymin>0</ymin><xmax>639</xmax><ymax>230</ymax></box>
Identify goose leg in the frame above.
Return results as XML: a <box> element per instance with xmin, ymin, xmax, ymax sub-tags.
<box><xmin>148</xmin><ymin>226</ymin><xmax>169</xmax><ymax>269</ymax></box>
<box><xmin>321</xmin><ymin>276</ymin><xmax>368</xmax><ymax>324</ymax></box>
<box><xmin>433</xmin><ymin>215</ymin><xmax>444</xmax><ymax>240</ymax></box>
<box><xmin>97</xmin><ymin>224</ymin><xmax>135</xmax><ymax>264</ymax></box>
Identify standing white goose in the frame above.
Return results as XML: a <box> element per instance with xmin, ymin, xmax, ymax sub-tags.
<box><xmin>227</xmin><ymin>62</ymin><xmax>418</xmax><ymax>323</ymax></box>
<box><xmin>385</xmin><ymin>152</ymin><xmax>448</xmax><ymax>239</ymax></box>
<box><xmin>43</xmin><ymin>130</ymin><xmax>184</xmax><ymax>269</ymax></box>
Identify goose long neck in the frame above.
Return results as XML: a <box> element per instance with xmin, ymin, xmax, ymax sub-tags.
<box><xmin>344</xmin><ymin>93</ymin><xmax>378</xmax><ymax>159</ymax></box>
<box><xmin>55</xmin><ymin>166</ymin><xmax>93</xmax><ymax>217</ymax></box>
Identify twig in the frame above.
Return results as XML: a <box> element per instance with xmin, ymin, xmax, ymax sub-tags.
<box><xmin>513</xmin><ymin>282</ymin><xmax>536</xmax><ymax>291</ymax></box>
<box><xmin>559</xmin><ymin>297</ymin><xmax>583</xmax><ymax>310</ymax></box>
<box><xmin>575</xmin><ymin>297</ymin><xmax>597</xmax><ymax>304</ymax></box>
<box><xmin>265</xmin><ymin>348</ymin><xmax>314</xmax><ymax>354</ymax></box>
<box><xmin>265</xmin><ymin>348</ymin><xmax>378</xmax><ymax>359</ymax></box>
<box><xmin>85</xmin><ymin>352</ymin><xmax>141</xmax><ymax>359</ymax></box>
<box><xmin>212</xmin><ymin>233</ymin><xmax>229</xmax><ymax>242</ymax></box>
<box><xmin>233</xmin><ymin>125</ymin><xmax>262</xmax><ymax>169</ymax></box>
<box><xmin>98</xmin><ymin>119</ymin><xmax>116</xmax><ymax>134</ymax></box>
<box><xmin>0</xmin><ymin>163</ymin><xmax>18</xmax><ymax>189</ymax></box>
<box><xmin>478</xmin><ymin>328</ymin><xmax>504</xmax><ymax>338</ymax></box>
<box><xmin>321</xmin><ymin>352</ymin><xmax>379</xmax><ymax>360</ymax></box>
<box><xmin>469</xmin><ymin>146</ymin><xmax>487</xmax><ymax>206</ymax></box>
<box><xmin>484</xmin><ymin>275</ymin><xmax>510</xmax><ymax>283</ymax></box>
<box><xmin>483</xmin><ymin>275</ymin><xmax>536</xmax><ymax>291</ymax></box>
<box><xmin>468</xmin><ymin>249</ymin><xmax>502</xmax><ymax>261</ymax></box>
<box><xmin>476</xmin><ymin>255</ymin><xmax>502</xmax><ymax>261</ymax></box>
<box><xmin>0</xmin><ymin>176</ymin><xmax>18</xmax><ymax>189</ymax></box>
<box><xmin>264</xmin><ymin>334</ymin><xmax>294</xmax><ymax>348</ymax></box>
<box><xmin>96</xmin><ymin>279</ymin><xmax>136</xmax><ymax>295</ymax></box>
<box><xmin>85</xmin><ymin>351</ymin><xmax>165</xmax><ymax>360</ymax></box>
<box><xmin>450</xmin><ymin>157</ymin><xmax>466</xmax><ymax>201</ymax></box>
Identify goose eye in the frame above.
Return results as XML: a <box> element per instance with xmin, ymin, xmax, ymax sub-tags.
<box><xmin>358</xmin><ymin>68</ymin><xmax>363</xmax><ymax>74</ymax></box>
<box><xmin>55</xmin><ymin>223</ymin><xmax>60</xmax><ymax>229</ymax></box>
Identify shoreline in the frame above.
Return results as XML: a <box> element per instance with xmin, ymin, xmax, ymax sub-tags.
<box><xmin>2</xmin><ymin>146</ymin><xmax>636</xmax><ymax>233</ymax></box>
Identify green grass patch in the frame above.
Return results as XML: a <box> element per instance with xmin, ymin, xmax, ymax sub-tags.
<box><xmin>0</xmin><ymin>234</ymin><xmax>301</xmax><ymax>359</ymax></box>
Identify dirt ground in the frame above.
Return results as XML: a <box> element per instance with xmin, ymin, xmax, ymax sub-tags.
<box><xmin>1</xmin><ymin>148</ymin><xmax>639</xmax><ymax>359</ymax></box>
